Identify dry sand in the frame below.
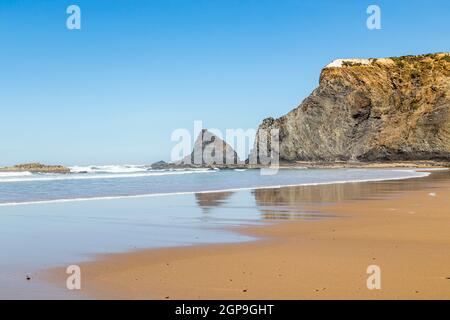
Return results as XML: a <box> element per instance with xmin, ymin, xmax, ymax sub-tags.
<box><xmin>49</xmin><ymin>170</ymin><xmax>450</xmax><ymax>299</ymax></box>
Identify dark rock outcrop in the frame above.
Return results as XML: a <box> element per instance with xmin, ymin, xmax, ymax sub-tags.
<box><xmin>151</xmin><ymin>130</ymin><xmax>243</xmax><ymax>169</ymax></box>
<box><xmin>253</xmin><ymin>53</ymin><xmax>450</xmax><ymax>162</ymax></box>
<box><xmin>182</xmin><ymin>129</ymin><xmax>241</xmax><ymax>166</ymax></box>
<box><xmin>0</xmin><ymin>163</ymin><xmax>70</xmax><ymax>173</ymax></box>
<box><xmin>150</xmin><ymin>160</ymin><xmax>169</xmax><ymax>169</ymax></box>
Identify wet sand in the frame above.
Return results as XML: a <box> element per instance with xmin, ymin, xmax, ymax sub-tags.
<box><xmin>48</xmin><ymin>170</ymin><xmax>450</xmax><ymax>299</ymax></box>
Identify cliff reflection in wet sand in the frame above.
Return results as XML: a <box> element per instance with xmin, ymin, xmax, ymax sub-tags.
<box><xmin>194</xmin><ymin>192</ymin><xmax>234</xmax><ymax>213</ymax></box>
<box><xmin>252</xmin><ymin>170</ymin><xmax>449</xmax><ymax>220</ymax></box>
<box><xmin>191</xmin><ymin>171</ymin><xmax>448</xmax><ymax>221</ymax></box>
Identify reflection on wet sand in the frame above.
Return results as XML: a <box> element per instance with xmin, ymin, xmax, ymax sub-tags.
<box><xmin>192</xmin><ymin>171</ymin><xmax>449</xmax><ymax>221</ymax></box>
<box><xmin>194</xmin><ymin>192</ymin><xmax>233</xmax><ymax>213</ymax></box>
<box><xmin>252</xmin><ymin>170</ymin><xmax>450</xmax><ymax>220</ymax></box>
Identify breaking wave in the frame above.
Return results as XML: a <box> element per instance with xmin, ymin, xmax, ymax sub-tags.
<box><xmin>0</xmin><ymin>168</ymin><xmax>214</xmax><ymax>183</ymax></box>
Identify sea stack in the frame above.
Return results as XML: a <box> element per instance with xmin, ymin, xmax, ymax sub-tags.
<box><xmin>183</xmin><ymin>129</ymin><xmax>241</xmax><ymax>166</ymax></box>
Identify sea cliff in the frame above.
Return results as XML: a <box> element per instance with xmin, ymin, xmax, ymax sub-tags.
<box><xmin>253</xmin><ymin>53</ymin><xmax>450</xmax><ymax>162</ymax></box>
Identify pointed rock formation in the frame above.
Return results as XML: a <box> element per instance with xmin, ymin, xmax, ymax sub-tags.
<box><xmin>183</xmin><ymin>129</ymin><xmax>241</xmax><ymax>166</ymax></box>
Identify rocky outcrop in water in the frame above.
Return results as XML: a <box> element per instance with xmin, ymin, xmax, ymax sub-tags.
<box><xmin>253</xmin><ymin>53</ymin><xmax>450</xmax><ymax>162</ymax></box>
<box><xmin>151</xmin><ymin>129</ymin><xmax>243</xmax><ymax>169</ymax></box>
<box><xmin>0</xmin><ymin>163</ymin><xmax>70</xmax><ymax>173</ymax></box>
<box><xmin>150</xmin><ymin>160</ymin><xmax>169</xmax><ymax>169</ymax></box>
<box><xmin>183</xmin><ymin>129</ymin><xmax>241</xmax><ymax>165</ymax></box>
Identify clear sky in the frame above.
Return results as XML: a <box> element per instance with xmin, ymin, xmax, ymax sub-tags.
<box><xmin>1</xmin><ymin>0</ymin><xmax>449</xmax><ymax>166</ymax></box>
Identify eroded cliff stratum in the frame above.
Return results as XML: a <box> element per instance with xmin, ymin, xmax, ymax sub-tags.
<box><xmin>254</xmin><ymin>53</ymin><xmax>450</xmax><ymax>162</ymax></box>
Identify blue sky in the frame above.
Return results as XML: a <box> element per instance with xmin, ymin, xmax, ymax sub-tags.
<box><xmin>1</xmin><ymin>0</ymin><xmax>449</xmax><ymax>165</ymax></box>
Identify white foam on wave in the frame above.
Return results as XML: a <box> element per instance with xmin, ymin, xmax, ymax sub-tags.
<box><xmin>0</xmin><ymin>169</ymin><xmax>214</xmax><ymax>183</ymax></box>
<box><xmin>0</xmin><ymin>170</ymin><xmax>430</xmax><ymax>207</ymax></box>
<box><xmin>0</xmin><ymin>171</ymin><xmax>33</xmax><ymax>177</ymax></box>
<box><xmin>69</xmin><ymin>165</ymin><xmax>150</xmax><ymax>174</ymax></box>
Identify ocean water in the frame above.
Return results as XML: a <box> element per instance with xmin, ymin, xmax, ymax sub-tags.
<box><xmin>0</xmin><ymin>166</ymin><xmax>429</xmax><ymax>205</ymax></box>
<box><xmin>0</xmin><ymin>167</ymin><xmax>433</xmax><ymax>298</ymax></box>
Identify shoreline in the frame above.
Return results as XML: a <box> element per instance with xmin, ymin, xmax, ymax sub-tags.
<box><xmin>44</xmin><ymin>169</ymin><xmax>450</xmax><ymax>299</ymax></box>
<box><xmin>2</xmin><ymin>160</ymin><xmax>448</xmax><ymax>173</ymax></box>
<box><xmin>0</xmin><ymin>167</ymin><xmax>436</xmax><ymax>207</ymax></box>
<box><xmin>149</xmin><ymin>160</ymin><xmax>450</xmax><ymax>171</ymax></box>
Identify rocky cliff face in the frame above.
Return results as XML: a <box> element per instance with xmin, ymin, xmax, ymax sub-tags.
<box><xmin>254</xmin><ymin>53</ymin><xmax>450</xmax><ymax>162</ymax></box>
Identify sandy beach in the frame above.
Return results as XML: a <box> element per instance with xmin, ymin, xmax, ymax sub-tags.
<box><xmin>43</xmin><ymin>170</ymin><xmax>450</xmax><ymax>300</ymax></box>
